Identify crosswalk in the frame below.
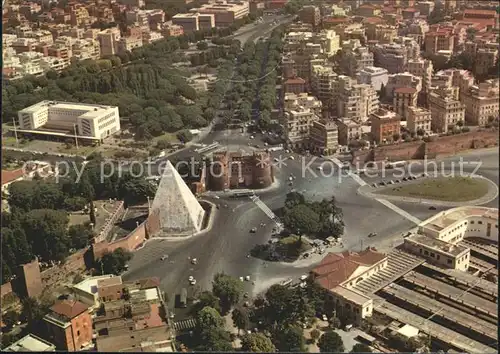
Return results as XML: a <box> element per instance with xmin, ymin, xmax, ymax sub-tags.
<box><xmin>250</xmin><ymin>195</ymin><xmax>283</xmax><ymax>230</ymax></box>
<box><xmin>174</xmin><ymin>318</ymin><xmax>197</xmax><ymax>331</ymax></box>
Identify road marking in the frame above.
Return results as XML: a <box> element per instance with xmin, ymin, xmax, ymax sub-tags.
<box><xmin>329</xmin><ymin>157</ymin><xmax>422</xmax><ymax>225</ymax></box>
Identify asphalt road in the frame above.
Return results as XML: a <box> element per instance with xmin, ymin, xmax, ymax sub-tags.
<box><xmin>125</xmin><ymin>124</ymin><xmax>498</xmax><ymax>311</ymax></box>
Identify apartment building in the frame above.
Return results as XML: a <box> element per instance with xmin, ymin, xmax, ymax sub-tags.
<box><xmin>385</xmin><ymin>72</ymin><xmax>422</xmax><ymax>100</ymax></box>
<box><xmin>371</xmin><ymin>37</ymin><xmax>420</xmax><ymax>74</ymax></box>
<box><xmin>393</xmin><ymin>87</ymin><xmax>418</xmax><ymax>120</ymax></box>
<box><xmin>284</xmin><ymin>93</ymin><xmax>322</xmax><ymax>117</ymax></box>
<box><xmin>195</xmin><ymin>0</ymin><xmax>249</xmax><ymax>27</ymax></box>
<box><xmin>162</xmin><ymin>23</ymin><xmax>184</xmax><ymax>38</ymax></box>
<box><xmin>424</xmin><ymin>27</ymin><xmax>454</xmax><ymax>55</ymax></box>
<box><xmin>432</xmin><ymin>69</ymin><xmax>475</xmax><ymax>95</ymax></box>
<box><xmin>475</xmin><ymin>48</ymin><xmax>498</xmax><ymax>76</ymax></box>
<box><xmin>299</xmin><ymin>5</ymin><xmax>320</xmax><ymax>27</ymax></box>
<box><xmin>118</xmin><ymin>35</ymin><xmax>143</xmax><ymax>52</ymax></box>
<box><xmin>368</xmin><ymin>24</ymin><xmax>398</xmax><ymax>44</ymax></box>
<box><xmin>97</xmin><ymin>28</ymin><xmax>120</xmax><ymax>57</ymax></box>
<box><xmin>337</xmin><ymin>118</ymin><xmax>362</xmax><ymax>145</ymax></box>
<box><xmin>428</xmin><ymin>87</ymin><xmax>465</xmax><ymax>133</ymax></box>
<box><xmin>370</xmin><ymin>108</ymin><xmax>401</xmax><ymax>143</ymax></box>
<box><xmin>18</xmin><ymin>101</ymin><xmax>121</xmax><ymax>140</ymax></box>
<box><xmin>461</xmin><ymin>80</ymin><xmax>500</xmax><ymax>126</ymax></box>
<box><xmin>314</xmin><ymin>29</ymin><xmax>340</xmax><ymax>57</ymax></box>
<box><xmin>340</xmin><ymin>46</ymin><xmax>374</xmax><ymax>76</ymax></box>
<box><xmin>337</xmin><ymin>76</ymin><xmax>379</xmax><ymax>123</ymax></box>
<box><xmin>284</xmin><ymin>77</ymin><xmax>306</xmax><ymax>94</ymax></box>
<box><xmin>417</xmin><ymin>1</ymin><xmax>434</xmax><ymax>16</ymax></box>
<box><xmin>405</xmin><ymin>58</ymin><xmax>433</xmax><ymax>99</ymax></box>
<box><xmin>310</xmin><ymin>120</ymin><xmax>339</xmax><ymax>155</ymax></box>
<box><xmin>284</xmin><ymin>108</ymin><xmax>320</xmax><ymax>149</ymax></box>
<box><xmin>310</xmin><ymin>64</ymin><xmax>339</xmax><ymax>111</ymax></box>
<box><xmin>356</xmin><ymin>66</ymin><xmax>389</xmax><ymax>91</ymax></box>
<box><xmin>407</xmin><ymin>106</ymin><xmax>432</xmax><ymax>135</ymax></box>
<box><xmin>43</xmin><ymin>300</ymin><xmax>92</xmax><ymax>351</ymax></box>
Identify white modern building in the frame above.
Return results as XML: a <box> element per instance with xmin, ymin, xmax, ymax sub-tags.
<box><xmin>4</xmin><ymin>334</ymin><xmax>56</xmax><ymax>352</ymax></box>
<box><xmin>72</xmin><ymin>275</ymin><xmax>121</xmax><ymax>310</ymax></box>
<box><xmin>17</xmin><ymin>101</ymin><xmax>120</xmax><ymax>140</ymax></box>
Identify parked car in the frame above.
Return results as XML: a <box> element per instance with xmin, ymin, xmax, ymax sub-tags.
<box><xmin>429</xmin><ymin>206</ymin><xmax>436</xmax><ymax>210</ymax></box>
<box><xmin>250</xmin><ymin>227</ymin><xmax>257</xmax><ymax>233</ymax></box>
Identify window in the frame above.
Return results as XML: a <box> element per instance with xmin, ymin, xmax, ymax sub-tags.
<box><xmin>447</xmin><ymin>259</ymin><xmax>452</xmax><ymax>264</ymax></box>
<box><xmin>470</xmin><ymin>221</ymin><xmax>474</xmax><ymax>224</ymax></box>
<box><xmin>77</xmin><ymin>330</ymin><xmax>80</xmax><ymax>336</ymax></box>
<box><xmin>437</xmin><ymin>255</ymin><xmax>440</xmax><ymax>260</ymax></box>
<box><xmin>419</xmin><ymin>248</ymin><xmax>422</xmax><ymax>254</ymax></box>
<box><xmin>430</xmin><ymin>252</ymin><xmax>435</xmax><ymax>258</ymax></box>
<box><xmin>478</xmin><ymin>221</ymin><xmax>483</xmax><ymax>224</ymax></box>
<box><xmin>424</xmin><ymin>250</ymin><xmax>429</xmax><ymax>255</ymax></box>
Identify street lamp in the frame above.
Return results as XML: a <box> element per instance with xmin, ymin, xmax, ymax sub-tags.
<box><xmin>73</xmin><ymin>124</ymin><xmax>79</xmax><ymax>150</ymax></box>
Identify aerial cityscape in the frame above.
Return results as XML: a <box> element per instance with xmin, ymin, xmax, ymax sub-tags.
<box><xmin>0</xmin><ymin>0</ymin><xmax>499</xmax><ymax>352</ymax></box>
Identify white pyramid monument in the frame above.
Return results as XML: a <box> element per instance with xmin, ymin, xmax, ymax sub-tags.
<box><xmin>150</xmin><ymin>160</ymin><xmax>206</xmax><ymax>234</ymax></box>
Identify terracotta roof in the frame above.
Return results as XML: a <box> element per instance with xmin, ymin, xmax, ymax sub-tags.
<box><xmin>285</xmin><ymin>77</ymin><xmax>305</xmax><ymax>84</ymax></box>
<box><xmin>1</xmin><ymin>168</ymin><xmax>24</xmax><ymax>186</ymax></box>
<box><xmin>464</xmin><ymin>9</ymin><xmax>497</xmax><ymax>17</ymax></box>
<box><xmin>403</xmin><ymin>7</ymin><xmax>416</xmax><ymax>12</ymax></box>
<box><xmin>50</xmin><ymin>300</ymin><xmax>89</xmax><ymax>320</ymax></box>
<box><xmin>312</xmin><ymin>248</ymin><xmax>386</xmax><ymax>290</ymax></box>
<box><xmin>394</xmin><ymin>87</ymin><xmax>417</xmax><ymax>94</ymax></box>
<box><xmin>363</xmin><ymin>16</ymin><xmax>385</xmax><ymax>24</ymax></box>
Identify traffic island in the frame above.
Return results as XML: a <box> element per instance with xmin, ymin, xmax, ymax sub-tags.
<box><xmin>365</xmin><ymin>176</ymin><xmax>499</xmax><ymax>206</ymax></box>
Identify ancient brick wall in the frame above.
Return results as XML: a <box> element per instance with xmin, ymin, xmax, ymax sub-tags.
<box><xmin>352</xmin><ymin>130</ymin><xmax>499</xmax><ymax>163</ymax></box>
<box><xmin>426</xmin><ymin>130</ymin><xmax>499</xmax><ymax>158</ymax></box>
<box><xmin>40</xmin><ymin>248</ymin><xmax>87</xmax><ymax>288</ymax></box>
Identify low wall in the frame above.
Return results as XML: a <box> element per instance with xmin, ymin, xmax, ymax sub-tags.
<box><xmin>352</xmin><ymin>130</ymin><xmax>499</xmax><ymax>163</ymax></box>
<box><xmin>95</xmin><ymin>201</ymin><xmax>125</xmax><ymax>243</ymax></box>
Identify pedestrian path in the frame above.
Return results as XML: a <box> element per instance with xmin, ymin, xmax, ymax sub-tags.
<box><xmin>250</xmin><ymin>195</ymin><xmax>283</xmax><ymax>229</ymax></box>
<box><xmin>174</xmin><ymin>318</ymin><xmax>197</xmax><ymax>331</ymax></box>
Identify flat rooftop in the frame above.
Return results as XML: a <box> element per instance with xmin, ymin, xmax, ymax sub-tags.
<box><xmin>5</xmin><ymin>334</ymin><xmax>55</xmax><ymax>352</ymax></box>
<box><xmin>19</xmin><ymin>100</ymin><xmax>116</xmax><ymax>116</ymax></box>
<box><xmin>420</xmin><ymin>206</ymin><xmax>498</xmax><ymax>232</ymax></box>
<box><xmin>405</xmin><ymin>233</ymin><xmax>468</xmax><ymax>257</ymax></box>
<box><xmin>73</xmin><ymin>274</ymin><xmax>117</xmax><ymax>297</ymax></box>
<box><xmin>332</xmin><ymin>286</ymin><xmax>371</xmax><ymax>306</ymax></box>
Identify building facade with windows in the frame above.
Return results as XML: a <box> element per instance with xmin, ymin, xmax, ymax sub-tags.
<box><xmin>17</xmin><ymin>101</ymin><xmax>121</xmax><ymax>140</ymax></box>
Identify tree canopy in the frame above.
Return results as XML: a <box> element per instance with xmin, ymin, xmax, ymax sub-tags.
<box><xmin>241</xmin><ymin>333</ymin><xmax>276</xmax><ymax>352</ymax></box>
<box><xmin>318</xmin><ymin>331</ymin><xmax>345</xmax><ymax>353</ymax></box>
<box><xmin>212</xmin><ymin>273</ymin><xmax>244</xmax><ymax>314</ymax></box>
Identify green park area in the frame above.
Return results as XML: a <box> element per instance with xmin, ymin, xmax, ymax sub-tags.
<box><xmin>379</xmin><ymin>177</ymin><xmax>490</xmax><ymax>202</ymax></box>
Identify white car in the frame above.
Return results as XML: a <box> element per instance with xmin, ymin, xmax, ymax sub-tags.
<box><xmin>322</xmin><ymin>314</ymin><xmax>328</xmax><ymax>321</ymax></box>
<box><xmin>160</xmin><ymin>255</ymin><xmax>168</xmax><ymax>261</ymax></box>
<box><xmin>317</xmin><ymin>166</ymin><xmax>323</xmax><ymax>170</ymax></box>
<box><xmin>188</xmin><ymin>276</ymin><xmax>194</xmax><ymax>282</ymax></box>
<box><xmin>300</xmin><ymin>274</ymin><xmax>308</xmax><ymax>281</ymax></box>
<box><xmin>239</xmin><ymin>277</ymin><xmax>244</xmax><ymax>281</ymax></box>
<box><xmin>191</xmin><ymin>258</ymin><xmax>198</xmax><ymax>265</ymax></box>
<box><xmin>245</xmin><ymin>276</ymin><xmax>251</xmax><ymax>281</ymax></box>
<box><xmin>214</xmin><ymin>196</ymin><xmax>220</xmax><ymax>199</ymax></box>
<box><xmin>190</xmin><ymin>279</ymin><xmax>197</xmax><ymax>285</ymax></box>
<box><xmin>289</xmin><ymin>156</ymin><xmax>295</xmax><ymax>160</ymax></box>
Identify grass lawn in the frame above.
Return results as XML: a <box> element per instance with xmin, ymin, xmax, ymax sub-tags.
<box><xmin>58</xmin><ymin>144</ymin><xmax>97</xmax><ymax>156</ymax></box>
<box><xmin>152</xmin><ymin>132</ymin><xmax>180</xmax><ymax>144</ymax></box>
<box><xmin>2</xmin><ymin>136</ymin><xmax>28</xmax><ymax>147</ymax></box>
<box><xmin>379</xmin><ymin>177</ymin><xmax>490</xmax><ymax>202</ymax></box>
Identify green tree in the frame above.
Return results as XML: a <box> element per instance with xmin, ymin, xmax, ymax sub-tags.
<box><xmin>351</xmin><ymin>343</ymin><xmax>373</xmax><ymax>353</ymax></box>
<box><xmin>196</xmin><ymin>306</ymin><xmax>225</xmax><ymax>333</ymax></box>
<box><xmin>241</xmin><ymin>333</ymin><xmax>276</xmax><ymax>352</ymax></box>
<box><xmin>231</xmin><ymin>306</ymin><xmax>249</xmax><ymax>334</ymax></box>
<box><xmin>97</xmin><ymin>248</ymin><xmax>132</xmax><ymax>275</ymax></box>
<box><xmin>193</xmin><ymin>291</ymin><xmax>221</xmax><ymax>314</ymax></box>
<box><xmin>68</xmin><ymin>224</ymin><xmax>94</xmax><ymax>249</ymax></box>
<box><xmin>274</xmin><ymin>325</ymin><xmax>306</xmax><ymax>352</ymax></box>
<box><xmin>318</xmin><ymin>331</ymin><xmax>344</xmax><ymax>353</ymax></box>
<box><xmin>20</xmin><ymin>297</ymin><xmax>47</xmax><ymax>327</ymax></box>
<box><xmin>119</xmin><ymin>178</ymin><xmax>156</xmax><ymax>206</ymax></box>
<box><xmin>199</xmin><ymin>327</ymin><xmax>233</xmax><ymax>351</ymax></box>
<box><xmin>212</xmin><ymin>273</ymin><xmax>244</xmax><ymax>314</ymax></box>
<box><xmin>283</xmin><ymin>204</ymin><xmax>320</xmax><ymax>237</ymax></box>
